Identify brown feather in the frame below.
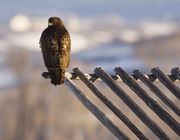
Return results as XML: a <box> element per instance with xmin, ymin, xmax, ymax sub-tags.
<box><xmin>40</xmin><ymin>17</ymin><xmax>71</xmax><ymax>85</ymax></box>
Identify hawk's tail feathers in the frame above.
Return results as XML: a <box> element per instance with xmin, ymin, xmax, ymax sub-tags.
<box><xmin>48</xmin><ymin>68</ymin><xmax>65</xmax><ymax>86</ymax></box>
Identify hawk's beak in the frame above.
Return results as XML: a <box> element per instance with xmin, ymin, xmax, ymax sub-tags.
<box><xmin>48</xmin><ymin>22</ymin><xmax>53</xmax><ymax>26</ymax></box>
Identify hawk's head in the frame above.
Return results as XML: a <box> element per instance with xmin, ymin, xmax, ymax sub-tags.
<box><xmin>48</xmin><ymin>17</ymin><xmax>64</xmax><ymax>27</ymax></box>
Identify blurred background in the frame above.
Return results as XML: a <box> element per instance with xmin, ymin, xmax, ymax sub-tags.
<box><xmin>0</xmin><ymin>0</ymin><xmax>180</xmax><ymax>140</ymax></box>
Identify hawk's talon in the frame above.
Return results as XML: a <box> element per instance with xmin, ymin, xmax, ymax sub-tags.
<box><xmin>42</xmin><ymin>72</ymin><xmax>50</xmax><ymax>79</ymax></box>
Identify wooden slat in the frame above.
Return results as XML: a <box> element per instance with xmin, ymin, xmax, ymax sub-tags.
<box><xmin>171</xmin><ymin>68</ymin><xmax>180</xmax><ymax>80</ymax></box>
<box><xmin>115</xmin><ymin>67</ymin><xmax>180</xmax><ymax>136</ymax></box>
<box><xmin>151</xmin><ymin>68</ymin><xmax>180</xmax><ymax>99</ymax></box>
<box><xmin>133</xmin><ymin>70</ymin><xmax>180</xmax><ymax>116</ymax></box>
<box><xmin>43</xmin><ymin>67</ymin><xmax>180</xmax><ymax>139</ymax></box>
<box><xmin>73</xmin><ymin>68</ymin><xmax>148</xmax><ymax>140</ymax></box>
<box><xmin>94</xmin><ymin>67</ymin><xmax>169</xmax><ymax>140</ymax></box>
<box><xmin>64</xmin><ymin>77</ymin><xmax>130</xmax><ymax>140</ymax></box>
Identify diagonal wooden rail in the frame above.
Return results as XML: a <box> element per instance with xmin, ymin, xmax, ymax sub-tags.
<box><xmin>73</xmin><ymin>68</ymin><xmax>148</xmax><ymax>140</ymax></box>
<box><xmin>115</xmin><ymin>67</ymin><xmax>180</xmax><ymax>136</ymax></box>
<box><xmin>64</xmin><ymin>77</ymin><xmax>130</xmax><ymax>140</ymax></box>
<box><xmin>133</xmin><ymin>70</ymin><xmax>180</xmax><ymax>116</ymax></box>
<box><xmin>151</xmin><ymin>68</ymin><xmax>180</xmax><ymax>99</ymax></box>
<box><xmin>171</xmin><ymin>68</ymin><xmax>180</xmax><ymax>80</ymax></box>
<box><xmin>94</xmin><ymin>67</ymin><xmax>170</xmax><ymax>140</ymax></box>
<box><xmin>42</xmin><ymin>67</ymin><xmax>180</xmax><ymax>140</ymax></box>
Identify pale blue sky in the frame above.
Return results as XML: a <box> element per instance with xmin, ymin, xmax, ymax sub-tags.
<box><xmin>0</xmin><ymin>0</ymin><xmax>180</xmax><ymax>22</ymax></box>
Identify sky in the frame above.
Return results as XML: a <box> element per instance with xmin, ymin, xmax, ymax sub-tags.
<box><xmin>0</xmin><ymin>0</ymin><xmax>180</xmax><ymax>22</ymax></box>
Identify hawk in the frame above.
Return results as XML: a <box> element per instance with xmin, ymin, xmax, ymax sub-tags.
<box><xmin>40</xmin><ymin>17</ymin><xmax>71</xmax><ymax>85</ymax></box>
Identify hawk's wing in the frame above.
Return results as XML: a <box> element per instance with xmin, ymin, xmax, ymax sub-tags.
<box><xmin>57</xmin><ymin>30</ymin><xmax>71</xmax><ymax>69</ymax></box>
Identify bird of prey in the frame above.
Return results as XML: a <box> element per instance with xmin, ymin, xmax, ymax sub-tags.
<box><xmin>40</xmin><ymin>17</ymin><xmax>71</xmax><ymax>85</ymax></box>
